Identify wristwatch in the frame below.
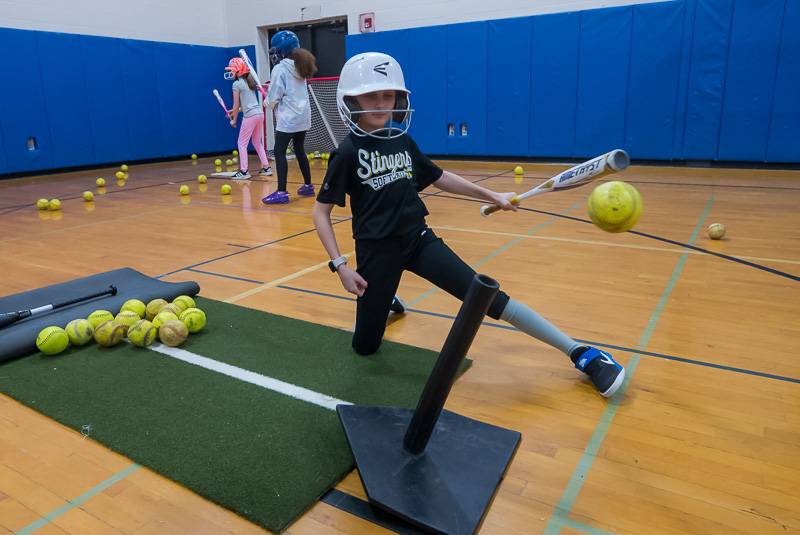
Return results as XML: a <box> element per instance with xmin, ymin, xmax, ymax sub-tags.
<box><xmin>328</xmin><ymin>255</ymin><xmax>348</xmax><ymax>273</ymax></box>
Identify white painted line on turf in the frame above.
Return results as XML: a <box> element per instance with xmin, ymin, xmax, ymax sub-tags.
<box><xmin>224</xmin><ymin>251</ymin><xmax>355</xmax><ymax>304</ymax></box>
<box><xmin>147</xmin><ymin>343</ymin><xmax>351</xmax><ymax>411</ymax></box>
<box><xmin>431</xmin><ymin>225</ymin><xmax>800</xmax><ymax>266</ymax></box>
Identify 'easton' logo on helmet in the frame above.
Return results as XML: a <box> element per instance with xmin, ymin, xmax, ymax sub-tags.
<box><xmin>373</xmin><ymin>61</ymin><xmax>390</xmax><ymax>76</ymax></box>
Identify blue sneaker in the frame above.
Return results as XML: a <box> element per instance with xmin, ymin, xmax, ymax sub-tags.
<box><xmin>262</xmin><ymin>191</ymin><xmax>289</xmax><ymax>204</ymax></box>
<box><xmin>572</xmin><ymin>346</ymin><xmax>625</xmax><ymax>397</ymax></box>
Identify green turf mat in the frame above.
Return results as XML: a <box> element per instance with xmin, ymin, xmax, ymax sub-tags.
<box><xmin>0</xmin><ymin>297</ymin><xmax>471</xmax><ymax>533</ymax></box>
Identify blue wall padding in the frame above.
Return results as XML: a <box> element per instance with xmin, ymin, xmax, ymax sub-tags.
<box><xmin>156</xmin><ymin>43</ymin><xmax>200</xmax><ymax>157</ymax></box>
<box><xmin>119</xmin><ymin>39</ymin><xmax>165</xmax><ymax>160</ymax></box>
<box><xmin>446</xmin><ymin>21</ymin><xmax>487</xmax><ymax>155</ymax></box>
<box><xmin>0</xmin><ymin>28</ymin><xmax>54</xmax><ymax>172</ymax></box>
<box><xmin>717</xmin><ymin>0</ymin><xmax>784</xmax><ymax>161</ymax></box>
<box><xmin>37</xmin><ymin>32</ymin><xmax>96</xmax><ymax>168</ymax></box>
<box><xmin>767</xmin><ymin>0</ymin><xmax>799</xmax><ymax>162</ymax></box>
<box><xmin>487</xmin><ymin>17</ymin><xmax>532</xmax><ymax>156</ymax></box>
<box><xmin>682</xmin><ymin>0</ymin><xmax>734</xmax><ymax>160</ymax></box>
<box><xmin>0</xmin><ymin>117</ymin><xmax>7</xmax><ymax>173</ymax></box>
<box><xmin>4</xmin><ymin>0</ymin><xmax>797</xmax><ymax>172</ymax></box>
<box><xmin>717</xmin><ymin>0</ymin><xmax>785</xmax><ymax>161</ymax></box>
<box><xmin>625</xmin><ymin>1</ymin><xmax>685</xmax><ymax>159</ymax></box>
<box><xmin>672</xmin><ymin>0</ymin><xmax>697</xmax><ymax>159</ymax></box>
<box><xmin>574</xmin><ymin>6</ymin><xmax>632</xmax><ymax>158</ymax></box>
<box><xmin>80</xmin><ymin>35</ymin><xmax>131</xmax><ymax>164</ymax></box>
<box><xmin>0</xmin><ymin>28</ymin><xmax>251</xmax><ymax>175</ymax></box>
<box><xmin>529</xmin><ymin>12</ymin><xmax>580</xmax><ymax>157</ymax></box>
<box><xmin>407</xmin><ymin>27</ymin><xmax>448</xmax><ymax>154</ymax></box>
<box><xmin>347</xmin><ymin>0</ymin><xmax>797</xmax><ymax>163</ymax></box>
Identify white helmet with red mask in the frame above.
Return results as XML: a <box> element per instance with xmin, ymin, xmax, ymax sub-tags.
<box><xmin>336</xmin><ymin>52</ymin><xmax>413</xmax><ymax>139</ymax></box>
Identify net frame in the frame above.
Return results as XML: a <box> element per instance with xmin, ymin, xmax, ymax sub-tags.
<box><xmin>261</xmin><ymin>76</ymin><xmax>348</xmax><ymax>159</ymax></box>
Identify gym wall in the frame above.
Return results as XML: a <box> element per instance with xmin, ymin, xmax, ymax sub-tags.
<box><xmin>347</xmin><ymin>0</ymin><xmax>798</xmax><ymax>163</ymax></box>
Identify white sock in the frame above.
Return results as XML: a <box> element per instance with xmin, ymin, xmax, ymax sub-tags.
<box><xmin>500</xmin><ymin>299</ymin><xmax>582</xmax><ymax>356</ymax></box>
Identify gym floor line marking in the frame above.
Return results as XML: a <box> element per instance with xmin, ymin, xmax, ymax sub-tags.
<box><xmin>146</xmin><ymin>343</ymin><xmax>351</xmax><ymax>411</ymax></box>
<box><xmin>543</xmin><ymin>194</ymin><xmax>715</xmax><ymax>535</ymax></box>
<box><xmin>155</xmin><ymin>172</ymin><xmax>499</xmax><ymax>281</ymax></box>
<box><xmin>272</xmin><ymin>283</ymin><xmax>800</xmax><ymax>385</ymax></box>
<box><xmin>187</xmin><ymin>267</ymin><xmax>264</xmax><ymax>284</ymax></box>
<box><xmin>430</xmin><ymin>225</ymin><xmax>800</xmax><ymax>266</ymax></box>
<box><xmin>14</xmin><ymin>463</ymin><xmax>141</xmax><ymax>535</ymax></box>
<box><xmin>407</xmin><ymin>202</ymin><xmax>579</xmax><ymax>307</ymax></box>
<box><xmin>433</xmin><ymin>193</ymin><xmax>800</xmax><ymax>282</ymax></box>
<box><xmin>0</xmin><ymin>204</ymin><xmax>185</xmax><ymax>244</ymax></box>
<box><xmin>223</xmin><ymin>252</ymin><xmax>354</xmax><ymax>304</ymax></box>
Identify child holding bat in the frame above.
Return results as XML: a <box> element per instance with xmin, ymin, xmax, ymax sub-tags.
<box><xmin>312</xmin><ymin>52</ymin><xmax>626</xmax><ymax>398</ymax></box>
<box><xmin>262</xmin><ymin>31</ymin><xmax>317</xmax><ymax>204</ymax></box>
<box><xmin>224</xmin><ymin>57</ymin><xmax>272</xmax><ymax>179</ymax></box>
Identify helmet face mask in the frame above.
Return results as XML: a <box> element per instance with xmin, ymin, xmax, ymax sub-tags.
<box><xmin>225</xmin><ymin>57</ymin><xmax>249</xmax><ymax>80</ymax></box>
<box><xmin>336</xmin><ymin>53</ymin><xmax>413</xmax><ymax>139</ymax></box>
<box><xmin>340</xmin><ymin>93</ymin><xmax>413</xmax><ymax>139</ymax></box>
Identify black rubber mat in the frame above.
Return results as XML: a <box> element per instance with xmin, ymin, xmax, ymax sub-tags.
<box><xmin>0</xmin><ymin>268</ymin><xmax>198</xmax><ymax>362</ymax></box>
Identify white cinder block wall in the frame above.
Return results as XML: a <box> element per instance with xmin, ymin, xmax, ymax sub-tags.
<box><xmin>226</xmin><ymin>0</ymin><xmax>670</xmax><ymax>41</ymax></box>
<box><xmin>0</xmin><ymin>0</ymin><xmax>228</xmax><ymax>46</ymax></box>
<box><xmin>224</xmin><ymin>0</ymin><xmax>670</xmax><ymax>79</ymax></box>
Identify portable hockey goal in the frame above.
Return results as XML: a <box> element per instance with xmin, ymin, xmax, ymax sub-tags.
<box><xmin>262</xmin><ymin>76</ymin><xmax>349</xmax><ymax>158</ymax></box>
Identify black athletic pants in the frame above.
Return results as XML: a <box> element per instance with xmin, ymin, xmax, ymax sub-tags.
<box><xmin>274</xmin><ymin>130</ymin><xmax>311</xmax><ymax>191</ymax></box>
<box><xmin>352</xmin><ymin>227</ymin><xmax>510</xmax><ymax>355</ymax></box>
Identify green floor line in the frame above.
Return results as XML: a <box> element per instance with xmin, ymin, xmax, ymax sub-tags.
<box><xmin>543</xmin><ymin>195</ymin><xmax>714</xmax><ymax>535</ymax></box>
<box><xmin>407</xmin><ymin>202</ymin><xmax>580</xmax><ymax>307</ymax></box>
<box><xmin>15</xmin><ymin>464</ymin><xmax>140</xmax><ymax>535</ymax></box>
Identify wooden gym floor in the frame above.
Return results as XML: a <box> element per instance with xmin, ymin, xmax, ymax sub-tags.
<box><xmin>0</xmin><ymin>155</ymin><xmax>798</xmax><ymax>535</ymax></box>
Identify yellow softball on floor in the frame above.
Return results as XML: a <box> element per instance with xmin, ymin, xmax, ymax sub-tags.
<box><xmin>152</xmin><ymin>310</ymin><xmax>179</xmax><ymax>329</ymax></box>
<box><xmin>120</xmin><ymin>164</ymin><xmax>129</xmax><ymax>171</ymax></box>
<box><xmin>83</xmin><ymin>191</ymin><xmax>94</xmax><ymax>202</ymax></box>
<box><xmin>121</xmin><ymin>299</ymin><xmax>146</xmax><ymax>318</ymax></box>
<box><xmin>179</xmin><ymin>307</ymin><xmax>206</xmax><ymax>333</ymax></box>
<box><xmin>214</xmin><ymin>158</ymin><xmax>222</xmax><ymax>166</ymax></box>
<box><xmin>65</xmin><ymin>319</ymin><xmax>94</xmax><ymax>346</ymax></box>
<box><xmin>225</xmin><ymin>159</ymin><xmax>233</xmax><ymax>166</ymax></box>
<box><xmin>115</xmin><ymin>171</ymin><xmax>125</xmax><ymax>179</ymax></box>
<box><xmin>48</xmin><ymin>199</ymin><xmax>61</xmax><ymax>211</ymax></box>
<box><xmin>145</xmin><ymin>298</ymin><xmax>168</xmax><ymax>320</ymax></box>
<box><xmin>36</xmin><ymin>326</ymin><xmax>70</xmax><ymax>355</ymax></box>
<box><xmin>514</xmin><ymin>165</ymin><xmax>523</xmax><ymax>175</ymax></box>
<box><xmin>94</xmin><ymin>320</ymin><xmax>125</xmax><ymax>347</ymax></box>
<box><xmin>115</xmin><ymin>310</ymin><xmax>141</xmax><ymax>334</ymax></box>
<box><xmin>96</xmin><ymin>178</ymin><xmax>106</xmax><ymax>187</ymax></box>
<box><xmin>87</xmin><ymin>310</ymin><xmax>114</xmax><ymax>329</ymax></box>
<box><xmin>172</xmin><ymin>295</ymin><xmax>196</xmax><ymax>312</ymax></box>
<box><xmin>127</xmin><ymin>319</ymin><xmax>157</xmax><ymax>347</ymax></box>
<box><xmin>179</xmin><ymin>185</ymin><xmax>190</xmax><ymax>195</ymax></box>
<box><xmin>198</xmin><ymin>174</ymin><xmax>207</xmax><ymax>183</ymax></box>
<box><xmin>221</xmin><ymin>184</ymin><xmax>232</xmax><ymax>195</ymax></box>
<box><xmin>36</xmin><ymin>198</ymin><xmax>49</xmax><ymax>210</ymax></box>
<box><xmin>232</xmin><ymin>150</ymin><xmax>238</xmax><ymax>156</ymax></box>
<box><xmin>191</xmin><ymin>154</ymin><xmax>198</xmax><ymax>160</ymax></box>
<box><xmin>160</xmin><ymin>320</ymin><xmax>189</xmax><ymax>347</ymax></box>
<box><xmin>707</xmin><ymin>223</ymin><xmax>726</xmax><ymax>240</ymax></box>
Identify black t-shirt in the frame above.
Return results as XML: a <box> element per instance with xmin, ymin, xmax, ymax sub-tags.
<box><xmin>316</xmin><ymin>133</ymin><xmax>443</xmax><ymax>240</ymax></box>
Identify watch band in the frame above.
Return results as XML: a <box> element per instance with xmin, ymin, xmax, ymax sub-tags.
<box><xmin>328</xmin><ymin>255</ymin><xmax>348</xmax><ymax>273</ymax></box>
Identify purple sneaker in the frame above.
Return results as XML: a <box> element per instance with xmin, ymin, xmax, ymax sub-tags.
<box><xmin>297</xmin><ymin>183</ymin><xmax>315</xmax><ymax>196</ymax></box>
<box><xmin>262</xmin><ymin>191</ymin><xmax>290</xmax><ymax>204</ymax></box>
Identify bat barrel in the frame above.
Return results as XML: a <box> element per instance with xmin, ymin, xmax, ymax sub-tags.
<box><xmin>606</xmin><ymin>149</ymin><xmax>630</xmax><ymax>172</ymax></box>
